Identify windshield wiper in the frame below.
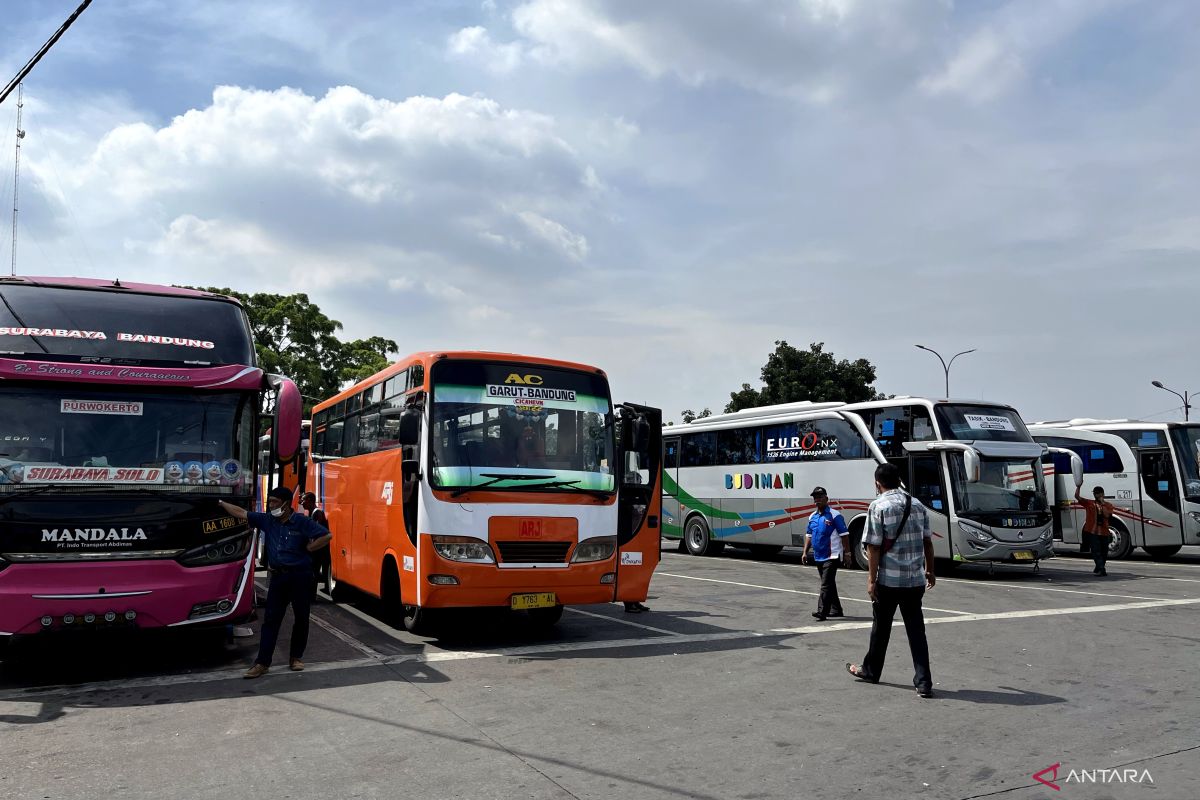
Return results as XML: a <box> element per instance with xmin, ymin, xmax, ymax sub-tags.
<box><xmin>524</xmin><ymin>478</ymin><xmax>611</xmax><ymax>501</ymax></box>
<box><xmin>450</xmin><ymin>472</ymin><xmax>553</xmax><ymax>498</ymax></box>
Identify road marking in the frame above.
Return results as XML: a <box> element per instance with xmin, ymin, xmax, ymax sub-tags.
<box><xmin>565</xmin><ymin>606</ymin><xmax>680</xmax><ymax>636</ymax></box>
<box><xmin>771</xmin><ymin>597</ymin><xmax>1200</xmax><ymax>633</ymax></box>
<box><xmin>310</xmin><ymin>612</ymin><xmax>385</xmax><ymax>659</ymax></box>
<box><xmin>656</xmin><ymin>571</ymin><xmax>972</xmax><ymax>615</ymax></box>
<box><xmin>931</xmin><ymin>578</ymin><xmax>1170</xmax><ymax>602</ymax></box>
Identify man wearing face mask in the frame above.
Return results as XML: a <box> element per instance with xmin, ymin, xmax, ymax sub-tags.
<box><xmin>219</xmin><ymin>487</ymin><xmax>332</xmax><ymax>678</ymax></box>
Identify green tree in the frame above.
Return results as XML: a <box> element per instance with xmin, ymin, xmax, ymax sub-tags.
<box><xmin>681</xmin><ymin>408</ymin><xmax>712</xmax><ymax>424</ymax></box>
<box><xmin>724</xmin><ymin>341</ymin><xmax>886</xmax><ymax>413</ymax></box>
<box><xmin>189</xmin><ymin>287</ymin><xmax>397</xmax><ymax>411</ymax></box>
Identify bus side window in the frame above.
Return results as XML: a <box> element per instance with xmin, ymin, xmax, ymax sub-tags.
<box><xmin>664</xmin><ymin>439</ymin><xmax>679</xmax><ymax>470</ymax></box>
<box><xmin>682</xmin><ymin>433</ymin><xmax>716</xmax><ymax>467</ymax></box>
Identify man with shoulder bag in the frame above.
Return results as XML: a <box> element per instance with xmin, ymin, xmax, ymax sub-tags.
<box><xmin>846</xmin><ymin>463</ymin><xmax>936</xmax><ymax>698</ymax></box>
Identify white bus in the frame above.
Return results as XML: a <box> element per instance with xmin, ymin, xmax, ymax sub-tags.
<box><xmin>663</xmin><ymin>397</ymin><xmax>1064</xmax><ymax>569</ymax></box>
<box><xmin>1031</xmin><ymin>419</ymin><xmax>1200</xmax><ymax>560</ymax></box>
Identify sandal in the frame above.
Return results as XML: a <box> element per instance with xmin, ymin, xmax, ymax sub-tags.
<box><xmin>846</xmin><ymin>662</ymin><xmax>874</xmax><ymax>682</ymax></box>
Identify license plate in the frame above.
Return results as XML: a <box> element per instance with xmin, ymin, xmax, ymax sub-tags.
<box><xmin>511</xmin><ymin>592</ymin><xmax>557</xmax><ymax>610</ymax></box>
<box><xmin>1012</xmin><ymin>550</ymin><xmax>1035</xmax><ymax>561</ymax></box>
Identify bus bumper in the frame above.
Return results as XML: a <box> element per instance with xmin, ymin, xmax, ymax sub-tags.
<box><xmin>956</xmin><ymin>538</ymin><xmax>1055</xmax><ymax>563</ymax></box>
<box><xmin>0</xmin><ymin>555</ymin><xmax>255</xmax><ymax>635</ymax></box>
<box><xmin>418</xmin><ymin>557</ymin><xmax>618</xmax><ymax>609</ymax></box>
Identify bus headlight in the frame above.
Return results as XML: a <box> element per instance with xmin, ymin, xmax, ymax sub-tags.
<box><xmin>432</xmin><ymin>536</ymin><xmax>495</xmax><ymax>563</ymax></box>
<box><xmin>1189</xmin><ymin>512</ymin><xmax>1200</xmax><ymax>525</ymax></box>
<box><xmin>571</xmin><ymin>537</ymin><xmax>616</xmax><ymax>563</ymax></box>
<box><xmin>179</xmin><ymin>532</ymin><xmax>253</xmax><ymax>567</ymax></box>
<box><xmin>958</xmin><ymin>521</ymin><xmax>994</xmax><ymax>542</ymax></box>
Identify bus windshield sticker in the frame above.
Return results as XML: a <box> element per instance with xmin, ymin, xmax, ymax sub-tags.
<box><xmin>1138</xmin><ymin>431</ymin><xmax>1159</xmax><ymax>447</ymax></box>
<box><xmin>20</xmin><ymin>466</ymin><xmax>165</xmax><ymax>484</ymax></box>
<box><xmin>486</xmin><ymin>384</ymin><xmax>577</xmax><ymax>403</ymax></box>
<box><xmin>0</xmin><ymin>327</ymin><xmax>106</xmax><ymax>340</ymax></box>
<box><xmin>963</xmin><ymin>414</ymin><xmax>1016</xmax><ymax>432</ymax></box>
<box><xmin>60</xmin><ymin>399</ymin><xmax>144</xmax><ymax>416</ymax></box>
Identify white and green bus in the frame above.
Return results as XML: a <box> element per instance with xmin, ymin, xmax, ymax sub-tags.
<box><xmin>663</xmin><ymin>397</ymin><xmax>1068</xmax><ymax>569</ymax></box>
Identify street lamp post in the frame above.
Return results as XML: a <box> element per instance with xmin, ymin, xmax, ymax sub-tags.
<box><xmin>914</xmin><ymin>344</ymin><xmax>976</xmax><ymax>398</ymax></box>
<box><xmin>1151</xmin><ymin>380</ymin><xmax>1191</xmax><ymax>421</ymax></box>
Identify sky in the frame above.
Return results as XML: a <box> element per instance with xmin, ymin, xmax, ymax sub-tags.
<box><xmin>1</xmin><ymin>0</ymin><xmax>1197</xmax><ymax>425</ymax></box>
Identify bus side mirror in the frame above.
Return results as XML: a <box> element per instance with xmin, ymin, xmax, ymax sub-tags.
<box><xmin>397</xmin><ymin>407</ymin><xmax>422</xmax><ymax>446</ymax></box>
<box><xmin>632</xmin><ymin>416</ymin><xmax>650</xmax><ymax>452</ymax></box>
<box><xmin>271</xmin><ymin>377</ymin><xmax>303</xmax><ymax>464</ymax></box>
<box><xmin>963</xmin><ymin>449</ymin><xmax>981</xmax><ymax>483</ymax></box>
<box><xmin>1071</xmin><ymin>453</ymin><xmax>1084</xmax><ymax>488</ymax></box>
<box><xmin>402</xmin><ymin>459</ymin><xmax>420</xmax><ymax>481</ymax></box>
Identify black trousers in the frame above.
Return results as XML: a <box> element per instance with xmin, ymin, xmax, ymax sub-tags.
<box><xmin>816</xmin><ymin>559</ymin><xmax>843</xmax><ymax>616</ymax></box>
<box><xmin>255</xmin><ymin>568</ymin><xmax>314</xmax><ymax>667</ymax></box>
<box><xmin>862</xmin><ymin>584</ymin><xmax>931</xmax><ymax>691</ymax></box>
<box><xmin>1084</xmin><ymin>532</ymin><xmax>1108</xmax><ymax>571</ymax></box>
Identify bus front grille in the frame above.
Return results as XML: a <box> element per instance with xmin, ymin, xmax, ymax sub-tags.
<box><xmin>496</xmin><ymin>541</ymin><xmax>572</xmax><ymax>564</ymax></box>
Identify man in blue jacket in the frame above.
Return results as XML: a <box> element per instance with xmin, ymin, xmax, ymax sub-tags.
<box><xmin>801</xmin><ymin>486</ymin><xmax>851</xmax><ymax>621</ymax></box>
<box><xmin>219</xmin><ymin>486</ymin><xmax>331</xmax><ymax>678</ymax></box>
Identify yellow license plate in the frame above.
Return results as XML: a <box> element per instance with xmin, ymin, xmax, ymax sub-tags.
<box><xmin>1012</xmin><ymin>551</ymin><xmax>1035</xmax><ymax>561</ymax></box>
<box><xmin>511</xmin><ymin>592</ymin><xmax>557</xmax><ymax>610</ymax></box>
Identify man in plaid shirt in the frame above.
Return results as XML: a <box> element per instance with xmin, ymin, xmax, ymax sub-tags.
<box><xmin>846</xmin><ymin>462</ymin><xmax>936</xmax><ymax>698</ymax></box>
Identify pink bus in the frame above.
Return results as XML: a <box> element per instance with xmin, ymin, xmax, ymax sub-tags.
<box><xmin>0</xmin><ymin>276</ymin><xmax>300</xmax><ymax>640</ymax></box>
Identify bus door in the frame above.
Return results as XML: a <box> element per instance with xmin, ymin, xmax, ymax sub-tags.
<box><xmin>662</xmin><ymin>436</ymin><xmax>681</xmax><ymax>538</ymax></box>
<box><xmin>1139</xmin><ymin>449</ymin><xmax>1181</xmax><ymax>545</ymax></box>
<box><xmin>909</xmin><ymin>454</ymin><xmax>952</xmax><ymax>559</ymax></box>
<box><xmin>616</xmin><ymin>404</ymin><xmax>663</xmax><ymax>604</ymax></box>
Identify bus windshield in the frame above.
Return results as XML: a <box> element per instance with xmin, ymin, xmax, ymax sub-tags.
<box><xmin>1169</xmin><ymin>425</ymin><xmax>1200</xmax><ymax>501</ymax></box>
<box><xmin>948</xmin><ymin>454</ymin><xmax>1049</xmax><ymax>519</ymax></box>
<box><xmin>0</xmin><ymin>284</ymin><xmax>253</xmax><ymax>365</ymax></box>
<box><xmin>0</xmin><ymin>388</ymin><xmax>255</xmax><ymax>494</ymax></box>
<box><xmin>935</xmin><ymin>404</ymin><xmax>1032</xmax><ymax>443</ymax></box>
<box><xmin>429</xmin><ymin>360</ymin><xmax>615</xmax><ymax>492</ymax></box>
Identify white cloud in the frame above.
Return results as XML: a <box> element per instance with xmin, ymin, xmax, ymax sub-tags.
<box><xmin>447</xmin><ymin>25</ymin><xmax>525</xmax><ymax>73</ymax></box>
<box><xmin>517</xmin><ymin>211</ymin><xmax>590</xmax><ymax>262</ymax></box>
<box><xmin>920</xmin><ymin>29</ymin><xmax>1025</xmax><ymax>102</ymax></box>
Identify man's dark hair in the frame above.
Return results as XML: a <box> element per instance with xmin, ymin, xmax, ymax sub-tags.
<box><xmin>1093</xmin><ymin>486</ymin><xmax>1105</xmax><ymax>496</ymax></box>
<box><xmin>875</xmin><ymin>462</ymin><xmax>902</xmax><ymax>490</ymax></box>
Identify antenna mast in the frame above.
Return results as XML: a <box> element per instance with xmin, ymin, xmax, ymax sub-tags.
<box><xmin>11</xmin><ymin>83</ymin><xmax>24</xmax><ymax>277</ymax></box>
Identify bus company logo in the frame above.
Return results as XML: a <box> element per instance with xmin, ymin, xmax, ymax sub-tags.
<box><xmin>503</xmin><ymin>373</ymin><xmax>544</xmax><ymax>386</ymax></box>
<box><xmin>725</xmin><ymin>472</ymin><xmax>795</xmax><ymax>490</ymax></box>
<box><xmin>518</xmin><ymin>519</ymin><xmax>544</xmax><ymax>539</ymax></box>
<box><xmin>765</xmin><ymin>433</ymin><xmax>839</xmax><ymax>460</ymax></box>
<box><xmin>1032</xmin><ymin>762</ymin><xmax>1154</xmax><ymax>791</ymax></box>
<box><xmin>42</xmin><ymin>528</ymin><xmax>148</xmax><ymax>543</ymax></box>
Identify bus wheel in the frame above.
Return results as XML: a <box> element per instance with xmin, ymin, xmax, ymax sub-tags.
<box><xmin>402</xmin><ymin>605</ymin><xmax>439</xmax><ymax>637</ymax></box>
<box><xmin>684</xmin><ymin>517</ymin><xmax>722</xmax><ymax>556</ymax></box>
<box><xmin>1107</xmin><ymin>521</ymin><xmax>1134</xmax><ymax>560</ymax></box>
<box><xmin>851</xmin><ymin>530</ymin><xmax>869</xmax><ymax>571</ymax></box>
<box><xmin>1144</xmin><ymin>544</ymin><xmax>1182</xmax><ymax>561</ymax></box>
<box><xmin>748</xmin><ymin>545</ymin><xmax>783</xmax><ymax>559</ymax></box>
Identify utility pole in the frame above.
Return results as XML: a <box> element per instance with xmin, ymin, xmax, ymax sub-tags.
<box><xmin>11</xmin><ymin>83</ymin><xmax>24</xmax><ymax>277</ymax></box>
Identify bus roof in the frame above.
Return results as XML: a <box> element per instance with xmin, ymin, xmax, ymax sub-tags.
<box><xmin>1031</xmin><ymin>419</ymin><xmax>1196</xmax><ymax>430</ymax></box>
<box><xmin>2</xmin><ymin>275</ymin><xmax>242</xmax><ymax>306</ymax></box>
<box><xmin>675</xmin><ymin>396</ymin><xmax>1017</xmax><ymax>432</ymax></box>
<box><xmin>311</xmin><ymin>350</ymin><xmax>607</xmax><ymax>413</ymax></box>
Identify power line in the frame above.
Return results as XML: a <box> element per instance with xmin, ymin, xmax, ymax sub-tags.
<box><xmin>0</xmin><ymin>0</ymin><xmax>95</xmax><ymax>107</ymax></box>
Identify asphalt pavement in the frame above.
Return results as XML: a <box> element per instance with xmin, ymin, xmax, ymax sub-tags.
<box><xmin>2</xmin><ymin>545</ymin><xmax>1198</xmax><ymax>800</ymax></box>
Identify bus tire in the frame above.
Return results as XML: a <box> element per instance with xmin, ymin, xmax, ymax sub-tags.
<box><xmin>1106</xmin><ymin>520</ymin><xmax>1134</xmax><ymax>560</ymax></box>
<box><xmin>676</xmin><ymin>537</ymin><xmax>688</xmax><ymax>553</ymax></box>
<box><xmin>850</xmin><ymin>523</ymin><xmax>869</xmax><ymax>571</ymax></box>
<box><xmin>1144</xmin><ymin>544</ymin><xmax>1181</xmax><ymax>561</ymax></box>
<box><xmin>684</xmin><ymin>516</ymin><xmax>722</xmax><ymax>556</ymax></box>
<box><xmin>402</xmin><ymin>605</ymin><xmax>439</xmax><ymax>636</ymax></box>
<box><xmin>748</xmin><ymin>545</ymin><xmax>783</xmax><ymax>559</ymax></box>
<box><xmin>380</xmin><ymin>559</ymin><xmax>405</xmax><ymax>627</ymax></box>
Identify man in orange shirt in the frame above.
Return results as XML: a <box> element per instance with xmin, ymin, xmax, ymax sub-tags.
<box><xmin>1076</xmin><ymin>485</ymin><xmax>1114</xmax><ymax>576</ymax></box>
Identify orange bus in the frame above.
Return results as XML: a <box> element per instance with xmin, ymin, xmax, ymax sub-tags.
<box><xmin>306</xmin><ymin>351</ymin><xmax>661</xmax><ymax>633</ymax></box>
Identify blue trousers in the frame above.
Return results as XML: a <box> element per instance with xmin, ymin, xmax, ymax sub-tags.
<box><xmin>255</xmin><ymin>569</ymin><xmax>314</xmax><ymax>667</ymax></box>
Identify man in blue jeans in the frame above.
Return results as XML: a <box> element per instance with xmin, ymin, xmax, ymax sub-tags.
<box><xmin>219</xmin><ymin>487</ymin><xmax>331</xmax><ymax>678</ymax></box>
